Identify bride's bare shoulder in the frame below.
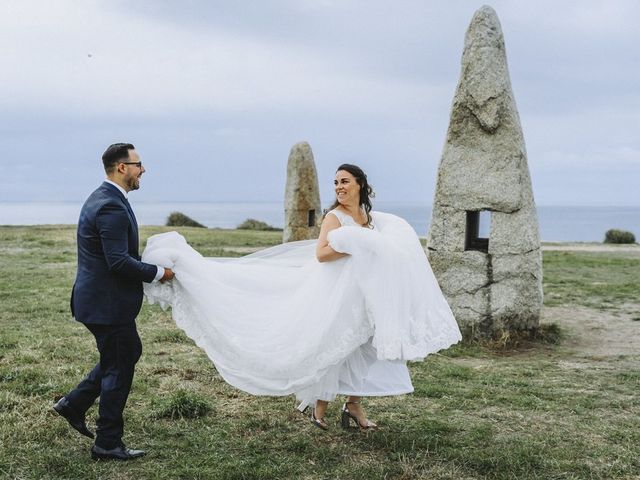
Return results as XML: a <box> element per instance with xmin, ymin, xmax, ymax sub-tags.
<box><xmin>322</xmin><ymin>210</ymin><xmax>342</xmax><ymax>227</ymax></box>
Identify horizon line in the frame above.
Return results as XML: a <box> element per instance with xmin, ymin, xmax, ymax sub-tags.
<box><xmin>0</xmin><ymin>200</ymin><xmax>639</xmax><ymax>208</ymax></box>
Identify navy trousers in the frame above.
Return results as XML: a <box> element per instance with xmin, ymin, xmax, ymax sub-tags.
<box><xmin>65</xmin><ymin>322</ymin><xmax>142</xmax><ymax>449</ymax></box>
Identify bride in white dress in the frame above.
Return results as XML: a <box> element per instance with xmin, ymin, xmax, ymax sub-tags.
<box><xmin>142</xmin><ymin>164</ymin><xmax>462</xmax><ymax>430</ymax></box>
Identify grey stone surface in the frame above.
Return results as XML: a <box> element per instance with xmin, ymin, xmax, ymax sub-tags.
<box><xmin>283</xmin><ymin>142</ymin><xmax>321</xmax><ymax>243</ymax></box>
<box><xmin>489</xmin><ymin>202</ymin><xmax>540</xmax><ymax>254</ymax></box>
<box><xmin>491</xmin><ymin>250</ymin><xmax>542</xmax><ymax>284</ymax></box>
<box><xmin>427</xmin><ymin>6</ymin><xmax>542</xmax><ymax>338</ymax></box>
<box><xmin>489</xmin><ymin>277</ymin><xmax>542</xmax><ymax>330</ymax></box>
<box><xmin>426</xmin><ymin>204</ymin><xmax>467</xmax><ymax>252</ymax></box>
<box><xmin>428</xmin><ymin>251</ymin><xmax>490</xmax><ymax>297</ymax></box>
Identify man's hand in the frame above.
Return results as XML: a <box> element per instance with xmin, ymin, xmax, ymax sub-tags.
<box><xmin>160</xmin><ymin>267</ymin><xmax>175</xmax><ymax>283</ymax></box>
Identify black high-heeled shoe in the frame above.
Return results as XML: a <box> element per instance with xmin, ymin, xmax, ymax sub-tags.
<box><xmin>341</xmin><ymin>401</ymin><xmax>378</xmax><ymax>430</ymax></box>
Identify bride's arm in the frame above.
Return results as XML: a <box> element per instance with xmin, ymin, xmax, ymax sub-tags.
<box><xmin>316</xmin><ymin>213</ymin><xmax>348</xmax><ymax>263</ymax></box>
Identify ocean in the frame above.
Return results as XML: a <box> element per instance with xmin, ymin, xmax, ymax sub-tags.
<box><xmin>0</xmin><ymin>201</ymin><xmax>637</xmax><ymax>242</ymax></box>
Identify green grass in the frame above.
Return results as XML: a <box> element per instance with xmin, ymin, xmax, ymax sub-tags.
<box><xmin>1</xmin><ymin>226</ymin><xmax>639</xmax><ymax>479</ymax></box>
<box><xmin>543</xmin><ymin>251</ymin><xmax>640</xmax><ymax>310</ymax></box>
<box><xmin>153</xmin><ymin>389</ymin><xmax>212</xmax><ymax>419</ymax></box>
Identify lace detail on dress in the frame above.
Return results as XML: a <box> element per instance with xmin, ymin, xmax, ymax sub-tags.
<box><xmin>146</xmin><ymin>278</ymin><xmax>374</xmax><ymax>396</ymax></box>
<box><xmin>142</xmin><ymin>231</ymin><xmax>379</xmax><ymax>397</ymax></box>
<box><xmin>142</xmin><ymin>211</ymin><xmax>462</xmax><ymax>399</ymax></box>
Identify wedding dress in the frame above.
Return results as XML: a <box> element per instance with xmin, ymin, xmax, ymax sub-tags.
<box><xmin>142</xmin><ymin>210</ymin><xmax>462</xmax><ymax>408</ymax></box>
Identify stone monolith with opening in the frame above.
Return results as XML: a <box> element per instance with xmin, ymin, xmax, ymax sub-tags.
<box><xmin>427</xmin><ymin>5</ymin><xmax>542</xmax><ymax>337</ymax></box>
<box><xmin>284</xmin><ymin>142</ymin><xmax>321</xmax><ymax>242</ymax></box>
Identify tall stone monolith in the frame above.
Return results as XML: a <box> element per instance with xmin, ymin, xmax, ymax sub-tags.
<box><xmin>283</xmin><ymin>142</ymin><xmax>321</xmax><ymax>242</ymax></box>
<box><xmin>427</xmin><ymin>5</ymin><xmax>542</xmax><ymax>337</ymax></box>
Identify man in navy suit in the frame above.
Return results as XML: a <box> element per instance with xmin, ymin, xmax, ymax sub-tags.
<box><xmin>53</xmin><ymin>143</ymin><xmax>174</xmax><ymax>460</ymax></box>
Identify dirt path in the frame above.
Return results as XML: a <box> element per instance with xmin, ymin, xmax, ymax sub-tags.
<box><xmin>541</xmin><ymin>243</ymin><xmax>639</xmax><ymax>359</ymax></box>
<box><xmin>541</xmin><ymin>305</ymin><xmax>640</xmax><ymax>359</ymax></box>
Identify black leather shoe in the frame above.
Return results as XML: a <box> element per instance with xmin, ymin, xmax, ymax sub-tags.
<box><xmin>91</xmin><ymin>444</ymin><xmax>146</xmax><ymax>461</ymax></box>
<box><xmin>53</xmin><ymin>397</ymin><xmax>94</xmax><ymax>439</ymax></box>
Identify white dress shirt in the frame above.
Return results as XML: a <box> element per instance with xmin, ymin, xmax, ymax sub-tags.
<box><xmin>104</xmin><ymin>179</ymin><xmax>164</xmax><ymax>283</ymax></box>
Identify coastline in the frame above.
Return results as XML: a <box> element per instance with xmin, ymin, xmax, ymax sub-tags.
<box><xmin>0</xmin><ymin>202</ymin><xmax>638</xmax><ymax>242</ymax></box>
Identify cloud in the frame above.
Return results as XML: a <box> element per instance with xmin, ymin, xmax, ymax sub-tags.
<box><xmin>0</xmin><ymin>0</ymin><xmax>638</xmax><ymax>206</ymax></box>
<box><xmin>535</xmin><ymin>146</ymin><xmax>640</xmax><ymax>169</ymax></box>
<box><xmin>0</xmin><ymin>1</ymin><xmax>445</xmax><ymax>119</ymax></box>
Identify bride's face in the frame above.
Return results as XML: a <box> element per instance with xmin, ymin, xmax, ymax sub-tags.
<box><xmin>334</xmin><ymin>170</ymin><xmax>360</xmax><ymax>205</ymax></box>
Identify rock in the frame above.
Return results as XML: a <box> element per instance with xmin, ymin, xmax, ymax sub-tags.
<box><xmin>427</xmin><ymin>6</ymin><xmax>542</xmax><ymax>338</ymax></box>
<box><xmin>426</xmin><ymin>204</ymin><xmax>467</xmax><ymax>252</ymax></box>
<box><xmin>283</xmin><ymin>142</ymin><xmax>321</xmax><ymax>242</ymax></box>
<box><xmin>490</xmin><ymin>251</ymin><xmax>543</xmax><ymax>331</ymax></box>
<box><xmin>489</xmin><ymin>202</ymin><xmax>540</xmax><ymax>254</ymax></box>
<box><xmin>428</xmin><ymin>250</ymin><xmax>490</xmax><ymax>297</ymax></box>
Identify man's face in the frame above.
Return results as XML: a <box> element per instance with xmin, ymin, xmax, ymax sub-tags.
<box><xmin>121</xmin><ymin>150</ymin><xmax>145</xmax><ymax>191</ymax></box>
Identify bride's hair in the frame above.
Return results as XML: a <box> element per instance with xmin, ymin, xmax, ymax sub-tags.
<box><xmin>327</xmin><ymin>164</ymin><xmax>375</xmax><ymax>226</ymax></box>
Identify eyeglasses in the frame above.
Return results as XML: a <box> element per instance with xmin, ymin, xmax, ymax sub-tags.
<box><xmin>121</xmin><ymin>161</ymin><xmax>143</xmax><ymax>168</ymax></box>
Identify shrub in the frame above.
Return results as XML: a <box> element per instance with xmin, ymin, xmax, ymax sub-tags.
<box><xmin>166</xmin><ymin>212</ymin><xmax>206</xmax><ymax>228</ymax></box>
<box><xmin>236</xmin><ymin>218</ymin><xmax>281</xmax><ymax>231</ymax></box>
<box><xmin>604</xmin><ymin>229</ymin><xmax>636</xmax><ymax>244</ymax></box>
<box><xmin>154</xmin><ymin>389</ymin><xmax>211</xmax><ymax>419</ymax></box>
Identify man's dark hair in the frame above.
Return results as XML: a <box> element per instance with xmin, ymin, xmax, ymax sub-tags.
<box><xmin>102</xmin><ymin>143</ymin><xmax>135</xmax><ymax>174</ymax></box>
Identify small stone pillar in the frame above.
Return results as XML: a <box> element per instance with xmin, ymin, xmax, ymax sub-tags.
<box><xmin>427</xmin><ymin>6</ymin><xmax>543</xmax><ymax>337</ymax></box>
<box><xmin>283</xmin><ymin>142</ymin><xmax>321</xmax><ymax>242</ymax></box>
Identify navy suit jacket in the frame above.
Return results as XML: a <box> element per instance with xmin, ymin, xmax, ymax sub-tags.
<box><xmin>71</xmin><ymin>182</ymin><xmax>157</xmax><ymax>325</ymax></box>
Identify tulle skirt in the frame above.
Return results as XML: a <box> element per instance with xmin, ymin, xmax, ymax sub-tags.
<box><xmin>298</xmin><ymin>339</ymin><xmax>414</xmax><ymax>407</ymax></box>
<box><xmin>142</xmin><ymin>212</ymin><xmax>461</xmax><ymax>406</ymax></box>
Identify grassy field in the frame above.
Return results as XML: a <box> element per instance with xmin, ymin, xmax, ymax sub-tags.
<box><xmin>1</xmin><ymin>225</ymin><xmax>639</xmax><ymax>480</ymax></box>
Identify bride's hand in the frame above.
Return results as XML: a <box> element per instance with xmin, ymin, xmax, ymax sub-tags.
<box><xmin>160</xmin><ymin>268</ymin><xmax>175</xmax><ymax>283</ymax></box>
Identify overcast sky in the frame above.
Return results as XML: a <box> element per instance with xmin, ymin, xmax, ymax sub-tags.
<box><xmin>1</xmin><ymin>0</ymin><xmax>638</xmax><ymax>206</ymax></box>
